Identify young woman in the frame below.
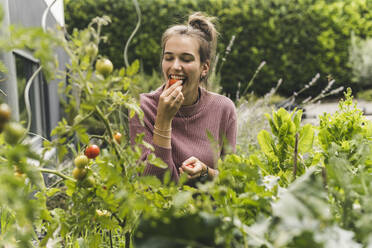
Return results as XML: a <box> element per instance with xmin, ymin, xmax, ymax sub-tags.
<box><xmin>129</xmin><ymin>12</ymin><xmax>237</xmax><ymax>183</ymax></box>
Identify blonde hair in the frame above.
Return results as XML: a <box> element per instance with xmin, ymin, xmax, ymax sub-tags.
<box><xmin>161</xmin><ymin>12</ymin><xmax>219</xmax><ymax>83</ymax></box>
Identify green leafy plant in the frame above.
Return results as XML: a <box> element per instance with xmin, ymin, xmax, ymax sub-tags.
<box><xmin>256</xmin><ymin>107</ymin><xmax>315</xmax><ymax>186</ymax></box>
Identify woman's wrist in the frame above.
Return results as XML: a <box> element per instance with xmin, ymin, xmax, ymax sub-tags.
<box><xmin>153</xmin><ymin>131</ymin><xmax>171</xmax><ymax>148</ymax></box>
<box><xmin>199</xmin><ymin>165</ymin><xmax>209</xmax><ymax>182</ymax></box>
<box><xmin>154</xmin><ymin>125</ymin><xmax>172</xmax><ymax>132</ymax></box>
<box><xmin>153</xmin><ymin>117</ymin><xmax>172</xmax><ymax>149</ymax></box>
<box><xmin>209</xmin><ymin>167</ymin><xmax>219</xmax><ymax>179</ymax></box>
<box><xmin>200</xmin><ymin>164</ymin><xmax>219</xmax><ymax>181</ymax></box>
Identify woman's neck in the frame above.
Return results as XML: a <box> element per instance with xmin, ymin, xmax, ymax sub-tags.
<box><xmin>182</xmin><ymin>87</ymin><xmax>200</xmax><ymax>106</ymax></box>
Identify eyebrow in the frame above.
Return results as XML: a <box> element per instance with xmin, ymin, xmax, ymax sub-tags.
<box><xmin>164</xmin><ymin>52</ymin><xmax>195</xmax><ymax>57</ymax></box>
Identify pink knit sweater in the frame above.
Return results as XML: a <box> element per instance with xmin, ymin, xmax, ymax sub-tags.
<box><xmin>129</xmin><ymin>85</ymin><xmax>237</xmax><ymax>183</ymax></box>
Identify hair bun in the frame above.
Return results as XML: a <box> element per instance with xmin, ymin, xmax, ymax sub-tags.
<box><xmin>188</xmin><ymin>12</ymin><xmax>214</xmax><ymax>41</ymax></box>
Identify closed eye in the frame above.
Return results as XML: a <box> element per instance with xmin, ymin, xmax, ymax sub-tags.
<box><xmin>163</xmin><ymin>52</ymin><xmax>195</xmax><ymax>62</ymax></box>
<box><xmin>181</xmin><ymin>55</ymin><xmax>194</xmax><ymax>62</ymax></box>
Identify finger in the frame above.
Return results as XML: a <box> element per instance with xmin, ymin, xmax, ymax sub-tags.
<box><xmin>167</xmin><ymin>79</ymin><xmax>183</xmax><ymax>88</ymax></box>
<box><xmin>183</xmin><ymin>161</ymin><xmax>204</xmax><ymax>176</ymax></box>
<box><xmin>173</xmin><ymin>92</ymin><xmax>184</xmax><ymax>105</ymax></box>
<box><xmin>164</xmin><ymin>80</ymin><xmax>183</xmax><ymax>96</ymax></box>
<box><xmin>189</xmin><ymin>173</ymin><xmax>201</xmax><ymax>179</ymax></box>
<box><xmin>182</xmin><ymin>156</ymin><xmax>198</xmax><ymax>167</ymax></box>
<box><xmin>166</xmin><ymin>86</ymin><xmax>183</xmax><ymax>102</ymax></box>
<box><xmin>182</xmin><ymin>163</ymin><xmax>196</xmax><ymax>174</ymax></box>
<box><xmin>179</xmin><ymin>167</ymin><xmax>184</xmax><ymax>175</ymax></box>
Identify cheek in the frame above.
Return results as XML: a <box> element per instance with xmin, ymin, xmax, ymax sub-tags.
<box><xmin>186</xmin><ymin>66</ymin><xmax>201</xmax><ymax>79</ymax></box>
<box><xmin>161</xmin><ymin>61</ymin><xmax>169</xmax><ymax>74</ymax></box>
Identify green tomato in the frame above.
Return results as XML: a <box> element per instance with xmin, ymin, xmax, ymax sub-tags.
<box><xmin>3</xmin><ymin>122</ymin><xmax>26</xmax><ymax>145</ymax></box>
<box><xmin>83</xmin><ymin>176</ymin><xmax>96</xmax><ymax>188</ymax></box>
<box><xmin>74</xmin><ymin>155</ymin><xmax>89</xmax><ymax>169</ymax></box>
<box><xmin>85</xmin><ymin>42</ymin><xmax>98</xmax><ymax>58</ymax></box>
<box><xmin>72</xmin><ymin>167</ymin><xmax>87</xmax><ymax>180</ymax></box>
<box><xmin>95</xmin><ymin>58</ymin><xmax>113</xmax><ymax>77</ymax></box>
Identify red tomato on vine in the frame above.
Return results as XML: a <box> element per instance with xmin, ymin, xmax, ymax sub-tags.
<box><xmin>85</xmin><ymin>145</ymin><xmax>100</xmax><ymax>159</ymax></box>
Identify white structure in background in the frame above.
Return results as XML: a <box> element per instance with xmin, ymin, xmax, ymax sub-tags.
<box><xmin>44</xmin><ymin>0</ymin><xmax>64</xmax><ymax>27</ymax></box>
<box><xmin>0</xmin><ymin>0</ymin><xmax>68</xmax><ymax>144</ymax></box>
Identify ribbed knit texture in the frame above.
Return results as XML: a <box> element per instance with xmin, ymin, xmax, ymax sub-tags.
<box><xmin>129</xmin><ymin>85</ymin><xmax>237</xmax><ymax>183</ymax></box>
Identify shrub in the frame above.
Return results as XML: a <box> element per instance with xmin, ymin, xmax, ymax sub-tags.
<box><xmin>349</xmin><ymin>34</ymin><xmax>372</xmax><ymax>88</ymax></box>
<box><xmin>357</xmin><ymin>89</ymin><xmax>372</xmax><ymax>101</ymax></box>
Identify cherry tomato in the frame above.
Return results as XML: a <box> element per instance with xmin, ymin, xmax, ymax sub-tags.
<box><xmin>14</xmin><ymin>165</ymin><xmax>22</xmax><ymax>174</ymax></box>
<box><xmin>14</xmin><ymin>171</ymin><xmax>26</xmax><ymax>182</ymax></box>
<box><xmin>186</xmin><ymin>164</ymin><xmax>195</xmax><ymax>168</ymax></box>
<box><xmin>95</xmin><ymin>58</ymin><xmax>113</xmax><ymax>77</ymax></box>
<box><xmin>85</xmin><ymin>144</ymin><xmax>100</xmax><ymax>159</ymax></box>
<box><xmin>72</xmin><ymin>167</ymin><xmax>87</xmax><ymax>180</ymax></box>
<box><xmin>168</xmin><ymin>78</ymin><xmax>179</xmax><ymax>86</ymax></box>
<box><xmin>85</xmin><ymin>42</ymin><xmax>98</xmax><ymax>58</ymax></box>
<box><xmin>3</xmin><ymin>122</ymin><xmax>26</xmax><ymax>145</ymax></box>
<box><xmin>83</xmin><ymin>176</ymin><xmax>96</xmax><ymax>188</ymax></box>
<box><xmin>0</xmin><ymin>103</ymin><xmax>11</xmax><ymax>123</ymax></box>
<box><xmin>114</xmin><ymin>132</ymin><xmax>122</xmax><ymax>144</ymax></box>
<box><xmin>74</xmin><ymin>155</ymin><xmax>89</xmax><ymax>169</ymax></box>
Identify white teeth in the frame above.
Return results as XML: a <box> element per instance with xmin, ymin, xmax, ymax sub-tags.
<box><xmin>170</xmin><ymin>75</ymin><xmax>186</xmax><ymax>80</ymax></box>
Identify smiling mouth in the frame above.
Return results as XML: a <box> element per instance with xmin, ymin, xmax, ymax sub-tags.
<box><xmin>168</xmin><ymin>74</ymin><xmax>186</xmax><ymax>85</ymax></box>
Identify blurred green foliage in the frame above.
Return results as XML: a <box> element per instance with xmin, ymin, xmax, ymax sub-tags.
<box><xmin>357</xmin><ymin>89</ymin><xmax>372</xmax><ymax>101</ymax></box>
<box><xmin>64</xmin><ymin>0</ymin><xmax>372</xmax><ymax>99</ymax></box>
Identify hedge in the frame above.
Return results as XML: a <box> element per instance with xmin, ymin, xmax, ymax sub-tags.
<box><xmin>64</xmin><ymin>0</ymin><xmax>372</xmax><ymax>98</ymax></box>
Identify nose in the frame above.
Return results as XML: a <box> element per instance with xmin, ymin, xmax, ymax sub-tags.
<box><xmin>171</xmin><ymin>58</ymin><xmax>182</xmax><ymax>71</ymax></box>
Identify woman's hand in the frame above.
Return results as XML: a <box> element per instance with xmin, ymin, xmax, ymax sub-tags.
<box><xmin>156</xmin><ymin>80</ymin><xmax>184</xmax><ymax>123</ymax></box>
<box><xmin>179</xmin><ymin>156</ymin><xmax>210</xmax><ymax>180</ymax></box>
<box><xmin>153</xmin><ymin>80</ymin><xmax>184</xmax><ymax>149</ymax></box>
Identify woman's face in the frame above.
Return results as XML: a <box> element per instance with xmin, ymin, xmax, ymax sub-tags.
<box><xmin>162</xmin><ymin>35</ymin><xmax>209</xmax><ymax>105</ymax></box>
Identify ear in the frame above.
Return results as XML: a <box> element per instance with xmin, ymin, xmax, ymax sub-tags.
<box><xmin>201</xmin><ymin>60</ymin><xmax>210</xmax><ymax>77</ymax></box>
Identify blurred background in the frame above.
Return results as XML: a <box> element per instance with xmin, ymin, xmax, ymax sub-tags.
<box><xmin>64</xmin><ymin>0</ymin><xmax>372</xmax><ymax>102</ymax></box>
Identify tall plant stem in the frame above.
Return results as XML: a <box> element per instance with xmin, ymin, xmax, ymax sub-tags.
<box><xmin>124</xmin><ymin>0</ymin><xmax>141</xmax><ymax>68</ymax></box>
<box><xmin>293</xmin><ymin>132</ymin><xmax>299</xmax><ymax>179</ymax></box>
<box><xmin>23</xmin><ymin>66</ymin><xmax>43</xmax><ymax>142</ymax></box>
<box><xmin>109</xmin><ymin>230</ymin><xmax>113</xmax><ymax>248</ymax></box>
<box><xmin>322</xmin><ymin>167</ymin><xmax>328</xmax><ymax>189</ymax></box>
<box><xmin>241</xmin><ymin>61</ymin><xmax>266</xmax><ymax>97</ymax></box>
<box><xmin>125</xmin><ymin>231</ymin><xmax>131</xmax><ymax>248</ymax></box>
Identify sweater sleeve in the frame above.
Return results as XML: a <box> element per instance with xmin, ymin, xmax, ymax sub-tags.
<box><xmin>222</xmin><ymin>103</ymin><xmax>237</xmax><ymax>156</ymax></box>
<box><xmin>226</xmin><ymin>113</ymin><xmax>237</xmax><ymax>153</ymax></box>
<box><xmin>129</xmin><ymin>113</ymin><xmax>180</xmax><ymax>183</ymax></box>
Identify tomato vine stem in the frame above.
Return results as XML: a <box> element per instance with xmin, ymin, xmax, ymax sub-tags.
<box><xmin>39</xmin><ymin>168</ymin><xmax>76</xmax><ymax>182</ymax></box>
<box><xmin>95</xmin><ymin>105</ymin><xmax>127</xmax><ymax>175</ymax></box>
